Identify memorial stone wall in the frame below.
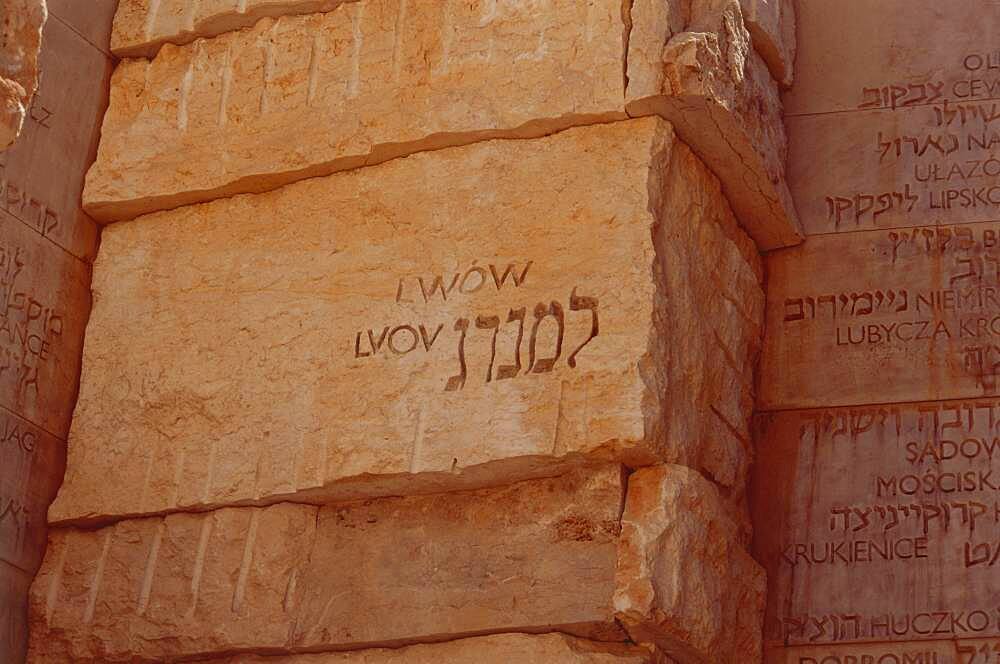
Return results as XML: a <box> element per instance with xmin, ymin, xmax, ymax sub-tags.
<box><xmin>752</xmin><ymin>3</ymin><xmax>1000</xmax><ymax>664</ymax></box>
<box><xmin>12</xmin><ymin>0</ymin><xmax>803</xmax><ymax>663</ymax></box>
<box><xmin>0</xmin><ymin>1</ymin><xmax>116</xmax><ymax>661</ymax></box>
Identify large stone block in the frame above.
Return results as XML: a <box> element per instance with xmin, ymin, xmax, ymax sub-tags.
<box><xmin>753</xmin><ymin>401</ymin><xmax>1000</xmax><ymax>661</ymax></box>
<box><xmin>112</xmin><ymin>0</ymin><xmax>356</xmax><ymax>57</ymax></box>
<box><xmin>615</xmin><ymin>465</ymin><xmax>765</xmax><ymax>664</ymax></box>
<box><xmin>626</xmin><ymin>0</ymin><xmax>802</xmax><ymax>250</ymax></box>
<box><xmin>83</xmin><ymin>0</ymin><xmax>800</xmax><ymax>250</ymax></box>
<box><xmin>29</xmin><ymin>467</ymin><xmax>627</xmax><ymax>662</ymax></box>
<box><xmin>83</xmin><ymin>0</ymin><xmax>628</xmax><ymax>221</ymax></box>
<box><xmin>758</xmin><ymin>222</ymin><xmax>1000</xmax><ymax>410</ymax></box>
<box><xmin>51</xmin><ymin>118</ymin><xmax>762</xmax><ymax>525</ymax></box>
<box><xmin>0</xmin><ymin>0</ymin><xmax>46</xmax><ymax>148</ymax></box>
<box><xmin>205</xmin><ymin>634</ymin><xmax>666</xmax><ymax>664</ymax></box>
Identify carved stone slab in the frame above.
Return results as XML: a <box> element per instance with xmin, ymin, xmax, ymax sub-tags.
<box><xmin>31</xmin><ymin>467</ymin><xmax>627</xmax><ymax>661</ymax></box>
<box><xmin>0</xmin><ymin>14</ymin><xmax>111</xmax><ymax>262</ymax></box>
<box><xmin>784</xmin><ymin>0</ymin><xmax>1000</xmax><ymax>235</ymax></box>
<box><xmin>753</xmin><ymin>401</ymin><xmax>1000</xmax><ymax>662</ymax></box>
<box><xmin>758</xmin><ymin>222</ymin><xmax>1000</xmax><ymax>410</ymax></box>
<box><xmin>52</xmin><ymin>118</ymin><xmax>763</xmax><ymax>525</ymax></box>
<box><xmin>0</xmin><ymin>408</ymin><xmax>63</xmax><ymax>574</ymax></box>
<box><xmin>0</xmin><ymin>215</ymin><xmax>90</xmax><ymax>441</ymax></box>
<box><xmin>84</xmin><ymin>0</ymin><xmax>801</xmax><ymax>249</ymax></box>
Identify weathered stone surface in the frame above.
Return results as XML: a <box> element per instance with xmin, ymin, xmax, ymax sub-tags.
<box><xmin>1</xmin><ymin>563</ymin><xmax>31</xmax><ymax>664</ymax></box>
<box><xmin>0</xmin><ymin>214</ymin><xmax>90</xmax><ymax>442</ymax></box>
<box><xmin>738</xmin><ymin>0</ymin><xmax>794</xmax><ymax>86</ymax></box>
<box><xmin>626</xmin><ymin>0</ymin><xmax>803</xmax><ymax>250</ymax></box>
<box><xmin>0</xmin><ymin>8</ymin><xmax>111</xmax><ymax>661</ymax></box>
<box><xmin>206</xmin><ymin>634</ymin><xmax>665</xmax><ymax>664</ymax></box>
<box><xmin>758</xmin><ymin>222</ymin><xmax>1000</xmax><ymax>410</ymax></box>
<box><xmin>52</xmin><ymin>118</ymin><xmax>762</xmax><ymax>525</ymax></box>
<box><xmin>782</xmin><ymin>1</ymin><xmax>1000</xmax><ymax>236</ymax></box>
<box><xmin>30</xmin><ymin>467</ymin><xmax>627</xmax><ymax>662</ymax></box>
<box><xmin>112</xmin><ymin>0</ymin><xmax>356</xmax><ymax>57</ymax></box>
<box><xmin>782</xmin><ymin>0</ymin><xmax>969</xmax><ymax>116</ymax></box>
<box><xmin>768</xmin><ymin>640</ymin><xmax>998</xmax><ymax>664</ymax></box>
<box><xmin>0</xmin><ymin>0</ymin><xmax>46</xmax><ymax>148</ymax></box>
<box><xmin>84</xmin><ymin>0</ymin><xmax>628</xmax><ymax>222</ymax></box>
<box><xmin>0</xmin><ymin>408</ymin><xmax>63</xmax><ymax>575</ymax></box>
<box><xmin>616</xmin><ymin>465</ymin><xmax>765</xmax><ymax>664</ymax></box>
<box><xmin>45</xmin><ymin>0</ymin><xmax>117</xmax><ymax>57</ymax></box>
<box><xmin>0</xmin><ymin>12</ymin><xmax>111</xmax><ymax>262</ymax></box>
<box><xmin>753</xmin><ymin>402</ymin><xmax>1000</xmax><ymax>660</ymax></box>
<box><xmin>84</xmin><ymin>0</ymin><xmax>800</xmax><ymax>250</ymax></box>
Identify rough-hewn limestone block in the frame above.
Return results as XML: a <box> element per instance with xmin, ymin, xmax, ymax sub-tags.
<box><xmin>30</xmin><ymin>467</ymin><xmax>627</xmax><ymax>662</ymax></box>
<box><xmin>627</xmin><ymin>0</ymin><xmax>803</xmax><ymax>250</ymax></box>
<box><xmin>84</xmin><ymin>0</ymin><xmax>800</xmax><ymax>250</ymax></box>
<box><xmin>738</xmin><ymin>0</ymin><xmax>795</xmax><ymax>86</ymax></box>
<box><xmin>83</xmin><ymin>0</ymin><xmax>627</xmax><ymax>222</ymax></box>
<box><xmin>112</xmin><ymin>0</ymin><xmax>355</xmax><ymax>57</ymax></box>
<box><xmin>0</xmin><ymin>0</ymin><xmax>47</xmax><ymax>148</ymax></box>
<box><xmin>205</xmin><ymin>634</ymin><xmax>667</xmax><ymax>664</ymax></box>
<box><xmin>52</xmin><ymin>118</ymin><xmax>762</xmax><ymax>525</ymax></box>
<box><xmin>615</xmin><ymin>465</ymin><xmax>765</xmax><ymax>664</ymax></box>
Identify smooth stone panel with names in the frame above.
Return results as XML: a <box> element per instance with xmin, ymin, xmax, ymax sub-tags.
<box><xmin>752</xmin><ymin>401</ymin><xmax>1000</xmax><ymax>657</ymax></box>
<box><xmin>0</xmin><ymin>215</ymin><xmax>90</xmax><ymax>441</ymax></box>
<box><xmin>0</xmin><ymin>14</ymin><xmax>110</xmax><ymax>262</ymax></box>
<box><xmin>786</xmin><ymin>55</ymin><xmax>1000</xmax><ymax>236</ymax></box>
<box><xmin>783</xmin><ymin>0</ymin><xmax>990</xmax><ymax>116</ymax></box>
<box><xmin>46</xmin><ymin>0</ymin><xmax>118</xmax><ymax>56</ymax></box>
<box><xmin>767</xmin><ymin>639</ymin><xmax>1000</xmax><ymax>664</ymax></box>
<box><xmin>758</xmin><ymin>221</ymin><xmax>1000</xmax><ymax>410</ymax></box>
<box><xmin>30</xmin><ymin>467</ymin><xmax>627</xmax><ymax>662</ymax></box>
<box><xmin>1</xmin><ymin>564</ymin><xmax>31</xmax><ymax>664</ymax></box>
<box><xmin>0</xmin><ymin>409</ymin><xmax>64</xmax><ymax>575</ymax></box>
<box><xmin>53</xmin><ymin>118</ymin><xmax>763</xmax><ymax>525</ymax></box>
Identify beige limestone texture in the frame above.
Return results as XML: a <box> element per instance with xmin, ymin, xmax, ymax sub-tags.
<box><xmin>615</xmin><ymin>465</ymin><xmax>765</xmax><ymax>664</ymax></box>
<box><xmin>30</xmin><ymin>467</ymin><xmax>628</xmax><ymax>662</ymax></box>
<box><xmin>626</xmin><ymin>0</ymin><xmax>802</xmax><ymax>250</ymax></box>
<box><xmin>738</xmin><ymin>0</ymin><xmax>794</xmax><ymax>86</ymax></box>
<box><xmin>207</xmin><ymin>634</ymin><xmax>667</xmax><ymax>664</ymax></box>
<box><xmin>0</xmin><ymin>0</ymin><xmax>46</xmax><ymax>148</ymax></box>
<box><xmin>83</xmin><ymin>0</ymin><xmax>800</xmax><ymax>250</ymax></box>
<box><xmin>112</xmin><ymin>0</ymin><xmax>356</xmax><ymax>57</ymax></box>
<box><xmin>51</xmin><ymin>118</ymin><xmax>762</xmax><ymax>526</ymax></box>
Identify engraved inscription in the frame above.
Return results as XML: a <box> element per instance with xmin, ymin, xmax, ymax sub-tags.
<box><xmin>761</xmin><ymin>401</ymin><xmax>1000</xmax><ymax>651</ymax></box>
<box><xmin>0</xmin><ymin>241</ymin><xmax>64</xmax><ymax>401</ymax></box>
<box><xmin>356</xmin><ymin>264</ymin><xmax>600</xmax><ymax>392</ymax></box>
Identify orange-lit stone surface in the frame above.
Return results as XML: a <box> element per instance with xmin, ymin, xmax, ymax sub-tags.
<box><xmin>52</xmin><ymin>118</ymin><xmax>763</xmax><ymax>526</ymax></box>
<box><xmin>0</xmin><ymin>2</ymin><xmax>113</xmax><ymax>660</ymax></box>
<box><xmin>754</xmin><ymin>3</ymin><xmax>1000</xmax><ymax>664</ymax></box>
